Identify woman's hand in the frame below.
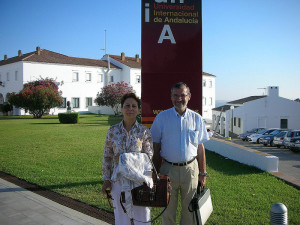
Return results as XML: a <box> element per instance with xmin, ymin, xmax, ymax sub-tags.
<box><xmin>102</xmin><ymin>180</ymin><xmax>112</xmax><ymax>195</ymax></box>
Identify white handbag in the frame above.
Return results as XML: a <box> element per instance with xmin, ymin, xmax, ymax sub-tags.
<box><xmin>188</xmin><ymin>186</ymin><xmax>213</xmax><ymax>225</ymax></box>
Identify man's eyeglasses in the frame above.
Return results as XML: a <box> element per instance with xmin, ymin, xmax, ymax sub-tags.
<box><xmin>172</xmin><ymin>94</ymin><xmax>189</xmax><ymax>98</ymax></box>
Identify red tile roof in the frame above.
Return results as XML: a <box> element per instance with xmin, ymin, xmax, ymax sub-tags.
<box><xmin>109</xmin><ymin>54</ymin><xmax>141</xmax><ymax>69</ymax></box>
<box><xmin>0</xmin><ymin>49</ymin><xmax>119</xmax><ymax>68</ymax></box>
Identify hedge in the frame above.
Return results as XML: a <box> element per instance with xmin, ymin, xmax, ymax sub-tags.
<box><xmin>58</xmin><ymin>113</ymin><xmax>79</xmax><ymax>124</ymax></box>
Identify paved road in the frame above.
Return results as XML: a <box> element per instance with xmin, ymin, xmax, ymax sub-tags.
<box><xmin>231</xmin><ymin>138</ymin><xmax>300</xmax><ymax>181</ymax></box>
<box><xmin>0</xmin><ymin>178</ymin><xmax>110</xmax><ymax>225</ymax></box>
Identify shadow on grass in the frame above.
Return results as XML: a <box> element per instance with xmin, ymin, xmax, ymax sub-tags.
<box><xmin>206</xmin><ymin>150</ymin><xmax>265</xmax><ymax>176</ymax></box>
<box><xmin>39</xmin><ymin>180</ymin><xmax>104</xmax><ymax>191</ymax></box>
<box><xmin>31</xmin><ymin>123</ymin><xmax>61</xmax><ymax>125</ymax></box>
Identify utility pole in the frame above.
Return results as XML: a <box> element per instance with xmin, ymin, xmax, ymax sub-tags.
<box><xmin>101</xmin><ymin>30</ymin><xmax>110</xmax><ymax>86</ymax></box>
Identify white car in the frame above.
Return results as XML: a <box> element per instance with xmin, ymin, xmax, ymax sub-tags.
<box><xmin>248</xmin><ymin>129</ymin><xmax>279</xmax><ymax>143</ymax></box>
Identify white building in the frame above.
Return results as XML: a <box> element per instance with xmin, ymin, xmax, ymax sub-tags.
<box><xmin>212</xmin><ymin>86</ymin><xmax>300</xmax><ymax>137</ymax></box>
<box><xmin>0</xmin><ymin>47</ymin><xmax>216</xmax><ymax>120</ymax></box>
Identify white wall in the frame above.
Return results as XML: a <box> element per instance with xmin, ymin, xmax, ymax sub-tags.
<box><xmin>102</xmin><ymin>55</ymin><xmax>142</xmax><ymax>98</ymax></box>
<box><xmin>1</xmin><ymin>55</ymin><xmax>216</xmax><ymax>118</ymax></box>
<box><xmin>202</xmin><ymin>75</ymin><xmax>216</xmax><ymax>122</ymax></box>
<box><xmin>22</xmin><ymin>62</ymin><xmax>123</xmax><ymax>114</ymax></box>
<box><xmin>205</xmin><ymin>138</ymin><xmax>278</xmax><ymax>172</ymax></box>
<box><xmin>234</xmin><ymin>96</ymin><xmax>300</xmax><ymax>131</ymax></box>
<box><xmin>213</xmin><ymin>92</ymin><xmax>300</xmax><ymax>137</ymax></box>
<box><xmin>0</xmin><ymin>62</ymin><xmax>24</xmax><ymax>102</ymax></box>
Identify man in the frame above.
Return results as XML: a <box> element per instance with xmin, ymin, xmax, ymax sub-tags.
<box><xmin>151</xmin><ymin>82</ymin><xmax>209</xmax><ymax>225</ymax></box>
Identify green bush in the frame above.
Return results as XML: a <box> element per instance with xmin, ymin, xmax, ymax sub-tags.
<box><xmin>0</xmin><ymin>103</ymin><xmax>13</xmax><ymax>113</ymax></box>
<box><xmin>58</xmin><ymin>113</ymin><xmax>79</xmax><ymax>124</ymax></box>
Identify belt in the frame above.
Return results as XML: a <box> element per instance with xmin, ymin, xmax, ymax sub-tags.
<box><xmin>163</xmin><ymin>157</ymin><xmax>196</xmax><ymax>166</ymax></box>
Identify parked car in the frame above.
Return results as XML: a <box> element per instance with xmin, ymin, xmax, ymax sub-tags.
<box><xmin>248</xmin><ymin>128</ymin><xmax>279</xmax><ymax>144</ymax></box>
<box><xmin>238</xmin><ymin>128</ymin><xmax>265</xmax><ymax>141</ymax></box>
<box><xmin>261</xmin><ymin>129</ymin><xmax>289</xmax><ymax>146</ymax></box>
<box><xmin>273</xmin><ymin>130</ymin><xmax>289</xmax><ymax>148</ymax></box>
<box><xmin>289</xmin><ymin>137</ymin><xmax>300</xmax><ymax>152</ymax></box>
<box><xmin>283</xmin><ymin>130</ymin><xmax>300</xmax><ymax>148</ymax></box>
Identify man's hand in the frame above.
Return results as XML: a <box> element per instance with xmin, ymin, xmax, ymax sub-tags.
<box><xmin>198</xmin><ymin>175</ymin><xmax>206</xmax><ymax>188</ymax></box>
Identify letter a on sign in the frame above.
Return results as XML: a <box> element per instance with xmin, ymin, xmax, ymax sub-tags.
<box><xmin>158</xmin><ymin>25</ymin><xmax>176</xmax><ymax>44</ymax></box>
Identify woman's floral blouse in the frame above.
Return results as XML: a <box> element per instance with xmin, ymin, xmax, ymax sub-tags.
<box><xmin>102</xmin><ymin>120</ymin><xmax>153</xmax><ymax>180</ymax></box>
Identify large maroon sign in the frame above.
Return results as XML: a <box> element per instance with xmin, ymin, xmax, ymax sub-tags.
<box><xmin>141</xmin><ymin>0</ymin><xmax>202</xmax><ymax>127</ymax></box>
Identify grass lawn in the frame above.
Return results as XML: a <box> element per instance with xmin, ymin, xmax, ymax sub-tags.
<box><xmin>0</xmin><ymin>114</ymin><xmax>299</xmax><ymax>224</ymax></box>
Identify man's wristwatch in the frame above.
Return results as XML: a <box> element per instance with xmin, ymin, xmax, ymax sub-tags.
<box><xmin>199</xmin><ymin>172</ymin><xmax>207</xmax><ymax>176</ymax></box>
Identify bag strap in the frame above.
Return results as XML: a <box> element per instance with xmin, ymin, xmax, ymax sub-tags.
<box><xmin>105</xmin><ymin>190</ymin><xmax>115</xmax><ymax>209</ymax></box>
<box><xmin>119</xmin><ymin>195</ymin><xmax>168</xmax><ymax>224</ymax></box>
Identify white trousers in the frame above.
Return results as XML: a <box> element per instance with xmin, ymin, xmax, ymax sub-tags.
<box><xmin>111</xmin><ymin>182</ymin><xmax>151</xmax><ymax>225</ymax></box>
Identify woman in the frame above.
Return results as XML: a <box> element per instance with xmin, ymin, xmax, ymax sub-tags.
<box><xmin>102</xmin><ymin>93</ymin><xmax>153</xmax><ymax>225</ymax></box>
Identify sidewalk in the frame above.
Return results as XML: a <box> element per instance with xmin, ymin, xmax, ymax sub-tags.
<box><xmin>0</xmin><ymin>178</ymin><xmax>111</xmax><ymax>225</ymax></box>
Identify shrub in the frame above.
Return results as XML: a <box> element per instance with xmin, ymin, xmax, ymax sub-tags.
<box><xmin>94</xmin><ymin>81</ymin><xmax>134</xmax><ymax>115</ymax></box>
<box><xmin>58</xmin><ymin>113</ymin><xmax>79</xmax><ymax>124</ymax></box>
<box><xmin>7</xmin><ymin>78</ymin><xmax>63</xmax><ymax>118</ymax></box>
<box><xmin>0</xmin><ymin>103</ymin><xmax>13</xmax><ymax>114</ymax></box>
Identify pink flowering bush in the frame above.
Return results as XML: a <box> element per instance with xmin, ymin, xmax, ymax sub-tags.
<box><xmin>8</xmin><ymin>78</ymin><xmax>63</xmax><ymax>118</ymax></box>
<box><xmin>94</xmin><ymin>81</ymin><xmax>134</xmax><ymax>115</ymax></box>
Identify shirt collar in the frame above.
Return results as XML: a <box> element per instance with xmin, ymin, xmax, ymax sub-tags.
<box><xmin>119</xmin><ymin>120</ymin><xmax>139</xmax><ymax>130</ymax></box>
<box><xmin>172</xmin><ymin>107</ymin><xmax>190</xmax><ymax>118</ymax></box>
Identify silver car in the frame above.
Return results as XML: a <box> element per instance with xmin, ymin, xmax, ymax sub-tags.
<box><xmin>283</xmin><ymin>130</ymin><xmax>300</xmax><ymax>148</ymax></box>
<box><xmin>273</xmin><ymin>130</ymin><xmax>289</xmax><ymax>148</ymax></box>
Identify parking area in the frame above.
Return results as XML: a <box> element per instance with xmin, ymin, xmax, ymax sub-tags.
<box><xmin>230</xmin><ymin>138</ymin><xmax>300</xmax><ymax>181</ymax></box>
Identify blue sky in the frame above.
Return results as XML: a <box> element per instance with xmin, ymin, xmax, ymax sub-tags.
<box><xmin>1</xmin><ymin>0</ymin><xmax>299</xmax><ymax>101</ymax></box>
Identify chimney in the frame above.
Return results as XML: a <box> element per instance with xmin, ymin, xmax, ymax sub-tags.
<box><xmin>4</xmin><ymin>55</ymin><xmax>7</xmax><ymax>60</ymax></box>
<box><xmin>121</xmin><ymin>52</ymin><xmax>125</xmax><ymax>61</ymax></box>
<box><xmin>36</xmin><ymin>46</ymin><xmax>41</xmax><ymax>55</ymax></box>
<box><xmin>267</xmin><ymin>86</ymin><xmax>279</xmax><ymax>98</ymax></box>
<box><xmin>18</xmin><ymin>50</ymin><xmax>22</xmax><ymax>57</ymax></box>
<box><xmin>135</xmin><ymin>54</ymin><xmax>140</xmax><ymax>63</ymax></box>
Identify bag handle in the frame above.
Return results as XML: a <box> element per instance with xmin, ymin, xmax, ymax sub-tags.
<box><xmin>119</xmin><ymin>195</ymin><xmax>168</xmax><ymax>224</ymax></box>
<box><xmin>188</xmin><ymin>184</ymin><xmax>204</xmax><ymax>212</ymax></box>
<box><xmin>145</xmin><ymin>153</ymin><xmax>159</xmax><ymax>181</ymax></box>
<box><xmin>118</xmin><ymin>153</ymin><xmax>168</xmax><ymax>223</ymax></box>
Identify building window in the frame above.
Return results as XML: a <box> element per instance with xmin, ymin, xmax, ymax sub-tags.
<box><xmin>238</xmin><ymin>118</ymin><xmax>241</xmax><ymax>128</ymax></box>
<box><xmin>109</xmin><ymin>76</ymin><xmax>114</xmax><ymax>82</ymax></box>
<box><xmin>60</xmin><ymin>98</ymin><xmax>67</xmax><ymax>108</ymax></box>
<box><xmin>72</xmin><ymin>72</ymin><xmax>79</xmax><ymax>82</ymax></box>
<box><xmin>203</xmin><ymin>97</ymin><xmax>206</xmax><ymax>105</ymax></box>
<box><xmin>136</xmin><ymin>75</ymin><xmax>141</xmax><ymax>84</ymax></box>
<box><xmin>209</xmin><ymin>97</ymin><xmax>213</xmax><ymax>106</ymax></box>
<box><xmin>0</xmin><ymin>74</ymin><xmax>2</xmax><ymax>81</ymax></box>
<box><xmin>203</xmin><ymin>80</ymin><xmax>206</xmax><ymax>87</ymax></box>
<box><xmin>15</xmin><ymin>71</ymin><xmax>18</xmax><ymax>81</ymax></box>
<box><xmin>86</xmin><ymin>72</ymin><xmax>92</xmax><ymax>82</ymax></box>
<box><xmin>280</xmin><ymin>119</ymin><xmax>288</xmax><ymax>129</ymax></box>
<box><xmin>209</xmin><ymin>81</ymin><xmax>212</xmax><ymax>88</ymax></box>
<box><xmin>234</xmin><ymin>117</ymin><xmax>236</xmax><ymax>126</ymax></box>
<box><xmin>97</xmin><ymin>74</ymin><xmax>103</xmax><ymax>83</ymax></box>
<box><xmin>7</xmin><ymin>72</ymin><xmax>10</xmax><ymax>81</ymax></box>
<box><xmin>72</xmin><ymin>98</ymin><xmax>80</xmax><ymax>108</ymax></box>
<box><xmin>86</xmin><ymin>98</ymin><xmax>92</xmax><ymax>108</ymax></box>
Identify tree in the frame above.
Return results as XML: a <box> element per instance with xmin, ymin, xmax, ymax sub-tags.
<box><xmin>94</xmin><ymin>81</ymin><xmax>134</xmax><ymax>115</ymax></box>
<box><xmin>8</xmin><ymin>78</ymin><xmax>63</xmax><ymax>118</ymax></box>
<box><xmin>295</xmin><ymin>98</ymin><xmax>300</xmax><ymax>102</ymax></box>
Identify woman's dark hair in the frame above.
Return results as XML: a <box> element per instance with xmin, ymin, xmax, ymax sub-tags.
<box><xmin>121</xmin><ymin>93</ymin><xmax>141</xmax><ymax>109</ymax></box>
